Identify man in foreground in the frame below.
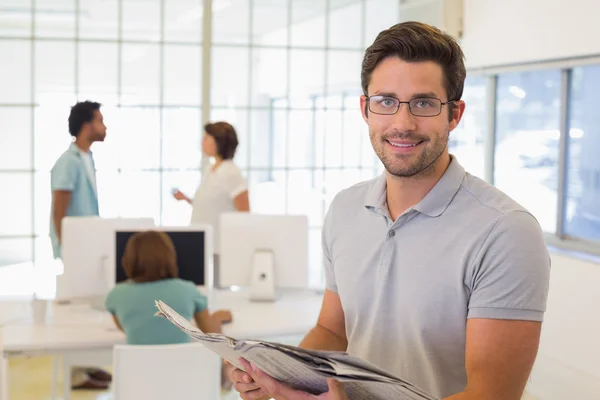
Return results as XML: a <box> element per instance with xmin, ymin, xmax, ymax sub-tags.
<box><xmin>231</xmin><ymin>21</ymin><xmax>550</xmax><ymax>400</ymax></box>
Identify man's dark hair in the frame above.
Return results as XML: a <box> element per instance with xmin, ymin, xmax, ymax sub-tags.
<box><xmin>204</xmin><ymin>121</ymin><xmax>239</xmax><ymax>160</ymax></box>
<box><xmin>68</xmin><ymin>101</ymin><xmax>101</xmax><ymax>137</ymax></box>
<box><xmin>361</xmin><ymin>21</ymin><xmax>466</xmax><ymax>113</ymax></box>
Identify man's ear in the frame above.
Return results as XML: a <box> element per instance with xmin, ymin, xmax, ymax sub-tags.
<box><xmin>360</xmin><ymin>95</ymin><xmax>369</xmax><ymax>123</ymax></box>
<box><xmin>448</xmin><ymin>100</ymin><xmax>466</xmax><ymax>132</ymax></box>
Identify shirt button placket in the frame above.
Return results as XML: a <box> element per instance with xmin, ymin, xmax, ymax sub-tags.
<box><xmin>379</xmin><ymin>228</ymin><xmax>396</xmax><ymax>272</ymax></box>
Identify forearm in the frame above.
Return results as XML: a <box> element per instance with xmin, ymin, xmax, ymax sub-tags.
<box><xmin>299</xmin><ymin>325</ymin><xmax>347</xmax><ymax>351</ymax></box>
<box><xmin>209</xmin><ymin>316</ymin><xmax>223</xmax><ymax>334</ymax></box>
<box><xmin>444</xmin><ymin>392</ymin><xmax>480</xmax><ymax>400</ymax></box>
<box><xmin>193</xmin><ymin>311</ymin><xmax>222</xmax><ymax>334</ymax></box>
<box><xmin>52</xmin><ymin>209</ymin><xmax>66</xmax><ymax>243</ymax></box>
<box><xmin>443</xmin><ymin>383</ymin><xmax>523</xmax><ymax>399</ymax></box>
<box><xmin>52</xmin><ymin>190</ymin><xmax>71</xmax><ymax>243</ymax></box>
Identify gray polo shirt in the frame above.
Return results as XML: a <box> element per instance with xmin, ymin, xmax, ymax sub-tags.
<box><xmin>323</xmin><ymin>156</ymin><xmax>550</xmax><ymax>399</ymax></box>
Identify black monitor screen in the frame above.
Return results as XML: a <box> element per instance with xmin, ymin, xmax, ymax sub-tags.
<box><xmin>115</xmin><ymin>231</ymin><xmax>205</xmax><ymax>286</ymax></box>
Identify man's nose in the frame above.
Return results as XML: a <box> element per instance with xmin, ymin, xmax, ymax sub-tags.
<box><xmin>389</xmin><ymin>103</ymin><xmax>417</xmax><ymax>132</ymax></box>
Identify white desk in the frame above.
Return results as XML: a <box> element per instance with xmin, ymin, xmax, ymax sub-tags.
<box><xmin>1</xmin><ymin>289</ymin><xmax>323</xmax><ymax>400</ymax></box>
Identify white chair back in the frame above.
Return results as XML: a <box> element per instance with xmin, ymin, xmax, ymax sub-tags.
<box><xmin>112</xmin><ymin>342</ymin><xmax>221</xmax><ymax>400</ymax></box>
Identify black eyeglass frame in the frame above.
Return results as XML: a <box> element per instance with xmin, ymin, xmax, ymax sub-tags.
<box><xmin>365</xmin><ymin>95</ymin><xmax>456</xmax><ymax>117</ymax></box>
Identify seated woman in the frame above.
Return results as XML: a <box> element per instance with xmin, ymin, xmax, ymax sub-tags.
<box><xmin>105</xmin><ymin>230</ymin><xmax>231</xmax><ymax>344</ymax></box>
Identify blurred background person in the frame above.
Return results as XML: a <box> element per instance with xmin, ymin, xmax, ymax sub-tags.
<box><xmin>49</xmin><ymin>100</ymin><xmax>112</xmax><ymax>390</ymax></box>
<box><xmin>105</xmin><ymin>230</ymin><xmax>233</xmax><ymax>389</ymax></box>
<box><xmin>105</xmin><ymin>230</ymin><xmax>232</xmax><ymax>342</ymax></box>
<box><xmin>173</xmin><ymin>122</ymin><xmax>250</xmax><ymax>286</ymax></box>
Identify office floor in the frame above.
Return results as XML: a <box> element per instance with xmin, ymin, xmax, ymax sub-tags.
<box><xmin>8</xmin><ymin>356</ymin><xmax>540</xmax><ymax>400</ymax></box>
<box><xmin>8</xmin><ymin>356</ymin><xmax>242</xmax><ymax>400</ymax></box>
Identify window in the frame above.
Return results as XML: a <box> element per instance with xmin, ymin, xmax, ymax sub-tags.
<box><xmin>79</xmin><ymin>0</ymin><xmax>118</xmax><ymax>40</ymax></box>
<box><xmin>0</xmin><ymin>1</ymin><xmax>31</xmax><ymax>37</ymax></box>
<box><xmin>164</xmin><ymin>45</ymin><xmax>201</xmax><ymax>106</ymax></box>
<box><xmin>122</xmin><ymin>0</ymin><xmax>160</xmax><ymax>41</ymax></box>
<box><xmin>494</xmin><ymin>70</ymin><xmax>561</xmax><ymax>233</ymax></box>
<box><xmin>78</xmin><ymin>42</ymin><xmax>119</xmax><ymax>105</ymax></box>
<box><xmin>211</xmin><ymin>47</ymin><xmax>249</xmax><ymax>107</ymax></box>
<box><xmin>0</xmin><ymin>173</ymin><xmax>32</xmax><ymax>236</ymax></box>
<box><xmin>0</xmin><ymin>1</ymin><xmax>205</xmax><ymax>269</ymax></box>
<box><xmin>35</xmin><ymin>0</ymin><xmax>75</xmax><ymax>39</ymax></box>
<box><xmin>120</xmin><ymin>44</ymin><xmax>160</xmax><ymax>106</ymax></box>
<box><xmin>164</xmin><ymin>0</ymin><xmax>203</xmax><ymax>43</ymax></box>
<box><xmin>564</xmin><ymin>66</ymin><xmax>600</xmax><ymax>241</ymax></box>
<box><xmin>0</xmin><ymin>107</ymin><xmax>31</xmax><ymax>170</ymax></box>
<box><xmin>0</xmin><ymin>40</ymin><xmax>31</xmax><ymax>103</ymax></box>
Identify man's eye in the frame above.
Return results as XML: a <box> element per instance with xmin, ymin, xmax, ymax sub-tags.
<box><xmin>381</xmin><ymin>99</ymin><xmax>396</xmax><ymax>107</ymax></box>
<box><xmin>414</xmin><ymin>100</ymin><xmax>434</xmax><ymax>108</ymax></box>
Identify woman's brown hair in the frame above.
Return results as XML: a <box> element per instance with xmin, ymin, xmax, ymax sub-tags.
<box><xmin>122</xmin><ymin>231</ymin><xmax>179</xmax><ymax>283</ymax></box>
<box><xmin>204</xmin><ymin>121</ymin><xmax>239</xmax><ymax>160</ymax></box>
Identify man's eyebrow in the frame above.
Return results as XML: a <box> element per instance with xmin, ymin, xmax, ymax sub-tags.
<box><xmin>411</xmin><ymin>92</ymin><xmax>440</xmax><ymax>99</ymax></box>
<box><xmin>371</xmin><ymin>91</ymin><xmax>441</xmax><ymax>99</ymax></box>
<box><xmin>371</xmin><ymin>91</ymin><xmax>399</xmax><ymax>98</ymax></box>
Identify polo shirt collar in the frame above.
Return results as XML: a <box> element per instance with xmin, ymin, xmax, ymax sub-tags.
<box><xmin>364</xmin><ymin>156</ymin><xmax>466</xmax><ymax>217</ymax></box>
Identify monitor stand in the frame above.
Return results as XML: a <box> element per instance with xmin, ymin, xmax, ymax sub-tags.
<box><xmin>249</xmin><ymin>249</ymin><xmax>276</xmax><ymax>302</ymax></box>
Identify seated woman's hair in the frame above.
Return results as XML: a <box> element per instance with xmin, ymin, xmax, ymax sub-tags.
<box><xmin>122</xmin><ymin>231</ymin><xmax>179</xmax><ymax>283</ymax></box>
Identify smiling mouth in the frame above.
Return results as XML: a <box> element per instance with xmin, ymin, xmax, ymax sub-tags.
<box><xmin>386</xmin><ymin>140</ymin><xmax>424</xmax><ymax>148</ymax></box>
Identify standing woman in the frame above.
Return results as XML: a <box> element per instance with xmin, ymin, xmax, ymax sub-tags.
<box><xmin>173</xmin><ymin>122</ymin><xmax>249</xmax><ymax>283</ymax></box>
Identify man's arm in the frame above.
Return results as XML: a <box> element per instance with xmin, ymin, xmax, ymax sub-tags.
<box><xmin>446</xmin><ymin>210</ymin><xmax>549</xmax><ymax>399</ymax></box>
<box><xmin>299</xmin><ymin>289</ymin><xmax>347</xmax><ymax>351</ymax></box>
<box><xmin>52</xmin><ymin>190</ymin><xmax>72</xmax><ymax>243</ymax></box>
<box><xmin>444</xmin><ymin>318</ymin><xmax>541</xmax><ymax>400</ymax></box>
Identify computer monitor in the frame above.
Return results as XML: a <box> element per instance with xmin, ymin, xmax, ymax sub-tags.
<box><xmin>112</xmin><ymin>225</ymin><xmax>213</xmax><ymax>295</ymax></box>
<box><xmin>57</xmin><ymin>217</ymin><xmax>155</xmax><ymax>302</ymax></box>
<box><xmin>219</xmin><ymin>212</ymin><xmax>309</xmax><ymax>302</ymax></box>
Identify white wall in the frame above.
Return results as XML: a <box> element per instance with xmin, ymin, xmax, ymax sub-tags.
<box><xmin>461</xmin><ymin>0</ymin><xmax>600</xmax><ymax>68</ymax></box>
<box><xmin>528</xmin><ymin>252</ymin><xmax>600</xmax><ymax>399</ymax></box>
<box><xmin>460</xmin><ymin>1</ymin><xmax>600</xmax><ymax>397</ymax></box>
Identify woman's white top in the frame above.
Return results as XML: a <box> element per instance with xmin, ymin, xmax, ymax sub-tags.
<box><xmin>190</xmin><ymin>160</ymin><xmax>247</xmax><ymax>253</ymax></box>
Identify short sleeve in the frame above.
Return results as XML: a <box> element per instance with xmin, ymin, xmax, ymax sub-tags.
<box><xmin>104</xmin><ymin>287</ymin><xmax>119</xmax><ymax>315</ymax></box>
<box><xmin>189</xmin><ymin>284</ymin><xmax>208</xmax><ymax>313</ymax></box>
<box><xmin>468</xmin><ymin>210</ymin><xmax>551</xmax><ymax>321</ymax></box>
<box><xmin>322</xmin><ymin>202</ymin><xmax>337</xmax><ymax>293</ymax></box>
<box><xmin>223</xmin><ymin>165</ymin><xmax>247</xmax><ymax>198</ymax></box>
<box><xmin>51</xmin><ymin>155</ymin><xmax>78</xmax><ymax>191</ymax></box>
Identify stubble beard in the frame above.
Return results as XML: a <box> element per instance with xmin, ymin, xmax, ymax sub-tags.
<box><xmin>371</xmin><ymin>129</ymin><xmax>449</xmax><ymax>178</ymax></box>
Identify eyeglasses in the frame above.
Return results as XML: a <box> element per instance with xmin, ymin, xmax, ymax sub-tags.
<box><xmin>366</xmin><ymin>95</ymin><xmax>454</xmax><ymax>117</ymax></box>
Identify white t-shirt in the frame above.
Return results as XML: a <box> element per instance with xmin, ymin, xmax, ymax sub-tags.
<box><xmin>190</xmin><ymin>160</ymin><xmax>247</xmax><ymax>253</ymax></box>
<box><xmin>79</xmin><ymin>149</ymin><xmax>97</xmax><ymax>196</ymax></box>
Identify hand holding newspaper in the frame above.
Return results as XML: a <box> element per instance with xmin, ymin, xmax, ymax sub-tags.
<box><xmin>154</xmin><ymin>300</ymin><xmax>438</xmax><ymax>400</ymax></box>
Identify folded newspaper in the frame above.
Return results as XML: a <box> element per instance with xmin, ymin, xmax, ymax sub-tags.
<box><xmin>155</xmin><ymin>300</ymin><xmax>437</xmax><ymax>400</ymax></box>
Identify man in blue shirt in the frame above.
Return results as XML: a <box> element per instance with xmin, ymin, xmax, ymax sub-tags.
<box><xmin>50</xmin><ymin>101</ymin><xmax>112</xmax><ymax>390</ymax></box>
<box><xmin>50</xmin><ymin>101</ymin><xmax>104</xmax><ymax>259</ymax></box>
